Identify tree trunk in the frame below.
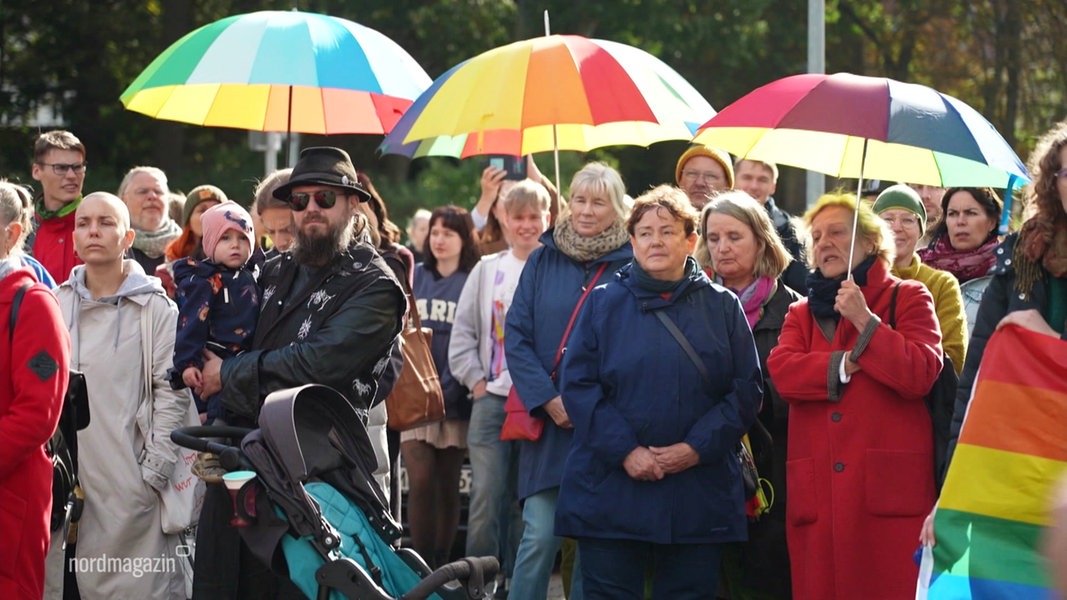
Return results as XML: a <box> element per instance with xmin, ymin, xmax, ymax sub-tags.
<box><xmin>154</xmin><ymin>0</ymin><xmax>192</xmax><ymax>176</ymax></box>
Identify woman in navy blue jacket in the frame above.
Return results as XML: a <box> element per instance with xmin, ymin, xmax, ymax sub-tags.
<box><xmin>504</xmin><ymin>162</ymin><xmax>634</xmax><ymax>600</ymax></box>
<box><xmin>557</xmin><ymin>185</ymin><xmax>762</xmax><ymax>599</ymax></box>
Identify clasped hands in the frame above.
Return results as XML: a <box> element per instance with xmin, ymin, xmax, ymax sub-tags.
<box><xmin>623</xmin><ymin>443</ymin><xmax>699</xmax><ymax>481</ymax></box>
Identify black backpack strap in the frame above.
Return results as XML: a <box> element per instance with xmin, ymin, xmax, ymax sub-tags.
<box><xmin>8</xmin><ymin>282</ymin><xmax>30</xmax><ymax>343</ymax></box>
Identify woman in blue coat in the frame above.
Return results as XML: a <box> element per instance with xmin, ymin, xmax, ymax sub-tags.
<box><xmin>505</xmin><ymin>162</ymin><xmax>634</xmax><ymax>600</ymax></box>
<box><xmin>557</xmin><ymin>185</ymin><xmax>762</xmax><ymax>599</ymax></box>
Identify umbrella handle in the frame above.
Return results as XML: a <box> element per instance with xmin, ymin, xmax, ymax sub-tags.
<box><xmin>846</xmin><ymin>138</ymin><xmax>869</xmax><ymax>280</ymax></box>
<box><xmin>1000</xmin><ymin>174</ymin><xmax>1020</xmax><ymax>235</ymax></box>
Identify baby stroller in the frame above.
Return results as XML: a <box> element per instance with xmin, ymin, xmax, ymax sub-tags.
<box><xmin>172</xmin><ymin>383</ymin><xmax>498</xmax><ymax>600</ymax></box>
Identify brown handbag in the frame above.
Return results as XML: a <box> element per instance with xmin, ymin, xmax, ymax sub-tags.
<box><xmin>386</xmin><ymin>289</ymin><xmax>446</xmax><ymax>431</ymax></box>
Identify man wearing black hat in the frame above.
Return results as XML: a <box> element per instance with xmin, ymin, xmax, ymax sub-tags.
<box><xmin>195</xmin><ymin>147</ymin><xmax>405</xmax><ymax>598</ymax></box>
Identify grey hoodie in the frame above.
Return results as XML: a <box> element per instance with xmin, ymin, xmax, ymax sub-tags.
<box><xmin>59</xmin><ymin>259</ymin><xmax>166</xmax><ymax>349</ymax></box>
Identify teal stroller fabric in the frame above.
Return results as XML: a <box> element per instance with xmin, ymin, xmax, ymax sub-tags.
<box><xmin>280</xmin><ymin>482</ymin><xmax>441</xmax><ymax>600</ymax></box>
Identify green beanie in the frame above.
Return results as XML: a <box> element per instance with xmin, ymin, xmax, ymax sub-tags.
<box><xmin>873</xmin><ymin>184</ymin><xmax>927</xmax><ymax>234</ymax></box>
<box><xmin>183</xmin><ymin>184</ymin><xmax>228</xmax><ymax>226</ymax></box>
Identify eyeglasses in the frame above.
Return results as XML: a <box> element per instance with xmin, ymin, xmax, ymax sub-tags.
<box><xmin>288</xmin><ymin>190</ymin><xmax>344</xmax><ymax>211</ymax></box>
<box><xmin>681</xmin><ymin>170</ymin><xmax>723</xmax><ymax>183</ymax></box>
<box><xmin>37</xmin><ymin>161</ymin><xmax>87</xmax><ymax>175</ymax></box>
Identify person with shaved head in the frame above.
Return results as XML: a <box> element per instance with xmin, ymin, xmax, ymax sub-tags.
<box><xmin>52</xmin><ymin>191</ymin><xmax>188</xmax><ymax>597</ymax></box>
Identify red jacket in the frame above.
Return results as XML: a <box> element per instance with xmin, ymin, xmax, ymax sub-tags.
<box><xmin>767</xmin><ymin>259</ymin><xmax>942</xmax><ymax>600</ymax></box>
<box><xmin>0</xmin><ymin>268</ymin><xmax>69</xmax><ymax>599</ymax></box>
<box><xmin>33</xmin><ymin>208</ymin><xmax>82</xmax><ymax>283</ymax></box>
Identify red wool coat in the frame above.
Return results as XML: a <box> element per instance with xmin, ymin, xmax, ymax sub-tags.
<box><xmin>767</xmin><ymin>259</ymin><xmax>942</xmax><ymax>600</ymax></box>
<box><xmin>0</xmin><ymin>268</ymin><xmax>69</xmax><ymax>599</ymax></box>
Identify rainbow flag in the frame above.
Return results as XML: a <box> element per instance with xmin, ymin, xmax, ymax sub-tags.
<box><xmin>917</xmin><ymin>324</ymin><xmax>1067</xmax><ymax>599</ymax></box>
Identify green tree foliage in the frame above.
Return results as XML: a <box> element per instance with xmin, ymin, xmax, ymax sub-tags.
<box><xmin>831</xmin><ymin>0</ymin><xmax>1067</xmax><ymax>153</ymax></box>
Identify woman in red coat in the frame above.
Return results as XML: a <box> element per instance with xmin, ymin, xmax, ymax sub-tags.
<box><xmin>0</xmin><ymin>181</ymin><xmax>70</xmax><ymax>598</ymax></box>
<box><xmin>767</xmin><ymin>193</ymin><xmax>942</xmax><ymax>599</ymax></box>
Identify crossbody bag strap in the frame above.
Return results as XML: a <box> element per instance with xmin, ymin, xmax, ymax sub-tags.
<box><xmin>551</xmin><ymin>262</ymin><xmax>608</xmax><ymax>376</ymax></box>
<box><xmin>887</xmin><ymin>281</ymin><xmax>903</xmax><ymax>329</ymax></box>
<box><xmin>655</xmin><ymin>308</ymin><xmax>770</xmax><ymax>455</ymax></box>
<box><xmin>653</xmin><ymin>310</ymin><xmax>711</xmax><ymax>387</ymax></box>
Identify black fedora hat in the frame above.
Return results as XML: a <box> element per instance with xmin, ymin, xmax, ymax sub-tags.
<box><xmin>273</xmin><ymin>147</ymin><xmax>370</xmax><ymax>202</ymax></box>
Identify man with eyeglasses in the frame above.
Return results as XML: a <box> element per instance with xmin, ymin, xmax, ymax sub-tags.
<box><xmin>117</xmin><ymin>166</ymin><xmax>182</xmax><ymax>274</ymax></box>
<box><xmin>873</xmin><ymin>184</ymin><xmax>966</xmax><ymax>374</ymax></box>
<box><xmin>193</xmin><ymin>147</ymin><xmax>404</xmax><ymax>597</ymax></box>
<box><xmin>674</xmin><ymin>144</ymin><xmax>734</xmax><ymax>210</ymax></box>
<box><xmin>735</xmin><ymin>158</ymin><xmax>809</xmax><ymax>293</ymax></box>
<box><xmin>29</xmin><ymin>130</ymin><xmax>87</xmax><ymax>282</ymax></box>
<box><xmin>908</xmin><ymin>183</ymin><xmax>946</xmax><ymax>247</ymax></box>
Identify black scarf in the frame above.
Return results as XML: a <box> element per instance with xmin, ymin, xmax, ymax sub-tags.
<box><xmin>631</xmin><ymin>256</ymin><xmax>700</xmax><ymax>294</ymax></box>
<box><xmin>806</xmin><ymin>255</ymin><xmax>876</xmax><ymax>322</ymax></box>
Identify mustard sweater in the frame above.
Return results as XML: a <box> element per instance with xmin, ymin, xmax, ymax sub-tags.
<box><xmin>893</xmin><ymin>253</ymin><xmax>967</xmax><ymax>374</ymax></box>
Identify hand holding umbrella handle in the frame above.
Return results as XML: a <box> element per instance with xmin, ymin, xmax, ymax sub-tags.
<box><xmin>835</xmin><ymin>278</ymin><xmax>874</xmax><ymax>332</ymax></box>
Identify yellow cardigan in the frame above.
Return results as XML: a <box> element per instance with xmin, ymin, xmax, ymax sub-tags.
<box><xmin>893</xmin><ymin>253</ymin><xmax>967</xmax><ymax>375</ymax></box>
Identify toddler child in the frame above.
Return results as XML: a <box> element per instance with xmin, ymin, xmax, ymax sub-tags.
<box><xmin>170</xmin><ymin>201</ymin><xmax>260</xmax><ymax>421</ymax></box>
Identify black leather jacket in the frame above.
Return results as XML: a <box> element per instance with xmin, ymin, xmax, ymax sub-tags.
<box><xmin>220</xmin><ymin>241</ymin><xmax>405</xmax><ymax>423</ymax></box>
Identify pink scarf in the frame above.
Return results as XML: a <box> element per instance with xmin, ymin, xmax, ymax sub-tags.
<box><xmin>728</xmin><ymin>276</ymin><xmax>776</xmax><ymax>329</ymax></box>
<box><xmin>919</xmin><ymin>235</ymin><xmax>998</xmax><ymax>283</ymax></box>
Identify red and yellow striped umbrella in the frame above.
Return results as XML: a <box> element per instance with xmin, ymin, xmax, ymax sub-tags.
<box><xmin>380</xmin><ymin>34</ymin><xmax>714</xmax><ymax>157</ymax></box>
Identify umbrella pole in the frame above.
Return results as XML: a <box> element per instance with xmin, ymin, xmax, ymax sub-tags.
<box><xmin>846</xmin><ymin>138</ymin><xmax>869</xmax><ymax>280</ymax></box>
<box><xmin>544</xmin><ymin>10</ymin><xmax>562</xmax><ymax>198</ymax></box>
<box><xmin>286</xmin><ymin>85</ymin><xmax>294</xmax><ymax>166</ymax></box>
<box><xmin>553</xmin><ymin>125</ymin><xmax>561</xmax><ymax>199</ymax></box>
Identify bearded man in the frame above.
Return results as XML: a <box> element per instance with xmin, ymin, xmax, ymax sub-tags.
<box><xmin>195</xmin><ymin>147</ymin><xmax>405</xmax><ymax>598</ymax></box>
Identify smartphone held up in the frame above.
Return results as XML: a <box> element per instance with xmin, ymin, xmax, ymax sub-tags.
<box><xmin>486</xmin><ymin>155</ymin><xmax>528</xmax><ymax>180</ymax></box>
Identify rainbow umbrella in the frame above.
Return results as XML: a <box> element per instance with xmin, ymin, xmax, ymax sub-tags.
<box><xmin>694</xmin><ymin>72</ymin><xmax>1029</xmax><ymax>276</ymax></box>
<box><xmin>693</xmin><ymin>72</ymin><xmax>1029</xmax><ymax>189</ymax></box>
<box><xmin>120</xmin><ymin>10</ymin><xmax>431</xmax><ymax>135</ymax></box>
<box><xmin>916</xmin><ymin>324</ymin><xmax>1067</xmax><ymax>598</ymax></box>
<box><xmin>377</xmin><ymin>35</ymin><xmax>715</xmax><ymax>159</ymax></box>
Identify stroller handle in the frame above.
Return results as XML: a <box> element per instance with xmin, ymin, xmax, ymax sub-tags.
<box><xmin>170</xmin><ymin>426</ymin><xmax>255</xmax><ymax>472</ymax></box>
<box><xmin>399</xmin><ymin>556</ymin><xmax>500</xmax><ymax>600</ymax></box>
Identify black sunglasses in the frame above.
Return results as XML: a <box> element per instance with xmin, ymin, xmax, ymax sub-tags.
<box><xmin>288</xmin><ymin>190</ymin><xmax>345</xmax><ymax>211</ymax></box>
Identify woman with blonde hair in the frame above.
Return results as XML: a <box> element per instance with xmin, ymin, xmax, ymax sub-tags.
<box><xmin>699</xmin><ymin>191</ymin><xmax>800</xmax><ymax>598</ymax></box>
<box><xmin>505</xmin><ymin>161</ymin><xmax>634</xmax><ymax>600</ymax></box>
<box><xmin>767</xmin><ymin>193</ymin><xmax>942</xmax><ymax>599</ymax></box>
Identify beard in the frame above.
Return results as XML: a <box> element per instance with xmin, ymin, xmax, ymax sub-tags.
<box><xmin>293</xmin><ymin>214</ymin><xmax>355</xmax><ymax>266</ymax></box>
